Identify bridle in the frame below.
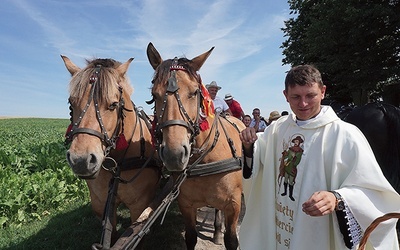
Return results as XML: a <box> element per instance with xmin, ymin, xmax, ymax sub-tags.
<box><xmin>151</xmin><ymin>57</ymin><xmax>203</xmax><ymax>148</ymax></box>
<box><xmin>65</xmin><ymin>65</ymin><xmax>131</xmax><ymax>156</ymax></box>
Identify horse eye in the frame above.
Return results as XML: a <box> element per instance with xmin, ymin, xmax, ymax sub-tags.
<box><xmin>108</xmin><ymin>102</ymin><xmax>119</xmax><ymax>110</ymax></box>
<box><xmin>188</xmin><ymin>91</ymin><xmax>197</xmax><ymax>99</ymax></box>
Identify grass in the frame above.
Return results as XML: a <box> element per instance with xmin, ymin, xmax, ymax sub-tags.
<box><xmin>0</xmin><ymin>199</ymin><xmax>185</xmax><ymax>250</ymax></box>
<box><xmin>0</xmin><ymin>118</ymin><xmax>186</xmax><ymax>249</ymax></box>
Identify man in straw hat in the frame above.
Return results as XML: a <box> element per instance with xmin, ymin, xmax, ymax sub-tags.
<box><xmin>224</xmin><ymin>93</ymin><xmax>245</xmax><ymax>120</ymax></box>
<box><xmin>268</xmin><ymin>110</ymin><xmax>281</xmax><ymax>125</ymax></box>
<box><xmin>239</xmin><ymin>64</ymin><xmax>400</xmax><ymax>250</ymax></box>
<box><xmin>206</xmin><ymin>81</ymin><xmax>232</xmax><ymax>116</ymax></box>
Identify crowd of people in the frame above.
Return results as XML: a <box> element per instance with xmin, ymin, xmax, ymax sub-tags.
<box><xmin>205</xmin><ymin>80</ymin><xmax>287</xmax><ymax>131</ymax></box>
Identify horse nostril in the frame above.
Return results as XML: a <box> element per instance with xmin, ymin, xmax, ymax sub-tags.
<box><xmin>89</xmin><ymin>154</ymin><xmax>97</xmax><ymax>164</ymax></box>
<box><xmin>183</xmin><ymin>144</ymin><xmax>189</xmax><ymax>157</ymax></box>
<box><xmin>159</xmin><ymin>145</ymin><xmax>165</xmax><ymax>158</ymax></box>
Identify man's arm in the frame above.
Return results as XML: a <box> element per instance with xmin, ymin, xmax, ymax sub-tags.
<box><xmin>240</xmin><ymin>127</ymin><xmax>257</xmax><ymax>178</ymax></box>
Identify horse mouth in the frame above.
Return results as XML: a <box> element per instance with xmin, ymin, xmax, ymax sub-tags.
<box><xmin>159</xmin><ymin>144</ymin><xmax>190</xmax><ymax>172</ymax></box>
<box><xmin>66</xmin><ymin>151</ymin><xmax>103</xmax><ymax>179</ymax></box>
<box><xmin>77</xmin><ymin>171</ymin><xmax>100</xmax><ymax>179</ymax></box>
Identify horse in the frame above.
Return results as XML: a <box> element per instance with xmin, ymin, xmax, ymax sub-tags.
<box><xmin>146</xmin><ymin>42</ymin><xmax>245</xmax><ymax>250</ymax></box>
<box><xmin>61</xmin><ymin>56</ymin><xmax>160</xmax><ymax>247</ymax></box>
<box><xmin>344</xmin><ymin>102</ymin><xmax>400</xmax><ymax>193</ymax></box>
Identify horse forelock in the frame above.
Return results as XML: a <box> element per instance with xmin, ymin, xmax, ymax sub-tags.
<box><xmin>69</xmin><ymin>58</ymin><xmax>133</xmax><ymax>104</ymax></box>
<box><xmin>151</xmin><ymin>58</ymin><xmax>198</xmax><ymax>88</ymax></box>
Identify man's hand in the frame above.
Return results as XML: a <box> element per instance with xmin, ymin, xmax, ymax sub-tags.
<box><xmin>302</xmin><ymin>191</ymin><xmax>337</xmax><ymax>216</ymax></box>
<box><xmin>240</xmin><ymin>127</ymin><xmax>257</xmax><ymax>155</ymax></box>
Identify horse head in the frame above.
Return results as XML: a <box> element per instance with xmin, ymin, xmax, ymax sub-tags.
<box><xmin>62</xmin><ymin>55</ymin><xmax>134</xmax><ymax>178</ymax></box>
<box><xmin>146</xmin><ymin>43</ymin><xmax>214</xmax><ymax>172</ymax></box>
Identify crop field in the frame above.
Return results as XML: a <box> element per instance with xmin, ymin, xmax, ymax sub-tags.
<box><xmin>0</xmin><ymin>118</ymin><xmax>186</xmax><ymax>250</ymax></box>
<box><xmin>0</xmin><ymin>118</ymin><xmax>96</xmax><ymax>248</ymax></box>
<box><xmin>0</xmin><ymin>118</ymin><xmax>88</xmax><ymax>227</ymax></box>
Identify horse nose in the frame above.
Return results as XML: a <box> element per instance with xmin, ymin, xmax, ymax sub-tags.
<box><xmin>159</xmin><ymin>143</ymin><xmax>190</xmax><ymax>171</ymax></box>
<box><xmin>66</xmin><ymin>151</ymin><xmax>101</xmax><ymax>177</ymax></box>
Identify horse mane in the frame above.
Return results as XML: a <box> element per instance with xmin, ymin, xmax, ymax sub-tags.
<box><xmin>69</xmin><ymin>58</ymin><xmax>133</xmax><ymax>104</ymax></box>
<box><xmin>381</xmin><ymin>103</ymin><xmax>400</xmax><ymax>190</ymax></box>
<box><xmin>151</xmin><ymin>57</ymin><xmax>199</xmax><ymax>87</ymax></box>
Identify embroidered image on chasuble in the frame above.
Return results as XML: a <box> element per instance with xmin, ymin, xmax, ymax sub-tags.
<box><xmin>278</xmin><ymin>134</ymin><xmax>304</xmax><ymax>202</ymax></box>
<box><xmin>276</xmin><ymin>134</ymin><xmax>305</xmax><ymax>248</ymax></box>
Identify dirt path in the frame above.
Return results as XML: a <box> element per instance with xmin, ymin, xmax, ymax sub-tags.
<box><xmin>188</xmin><ymin>199</ymin><xmax>245</xmax><ymax>250</ymax></box>
<box><xmin>193</xmin><ymin>207</ymin><xmax>226</xmax><ymax>250</ymax></box>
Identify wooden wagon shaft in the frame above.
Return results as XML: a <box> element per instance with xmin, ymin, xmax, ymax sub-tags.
<box><xmin>111</xmin><ymin>177</ymin><xmax>176</xmax><ymax>250</ymax></box>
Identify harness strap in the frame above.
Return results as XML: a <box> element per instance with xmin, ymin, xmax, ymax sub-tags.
<box><xmin>157</xmin><ymin>119</ymin><xmax>193</xmax><ymax>130</ymax></box>
<box><xmin>118</xmin><ymin>157</ymin><xmax>159</xmax><ymax>171</ymax></box>
<box><xmin>188</xmin><ymin>158</ymin><xmax>242</xmax><ymax>177</ymax></box>
<box><xmin>218</xmin><ymin>116</ymin><xmax>240</xmax><ymax>159</ymax></box>
<box><xmin>71</xmin><ymin>127</ymin><xmax>105</xmax><ymax>141</ymax></box>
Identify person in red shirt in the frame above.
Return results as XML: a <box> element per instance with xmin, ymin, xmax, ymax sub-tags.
<box><xmin>224</xmin><ymin>93</ymin><xmax>245</xmax><ymax>120</ymax></box>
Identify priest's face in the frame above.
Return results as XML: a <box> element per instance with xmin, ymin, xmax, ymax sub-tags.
<box><xmin>283</xmin><ymin>82</ymin><xmax>326</xmax><ymax>121</ymax></box>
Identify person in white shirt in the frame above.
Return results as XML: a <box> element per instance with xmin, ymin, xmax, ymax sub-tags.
<box><xmin>239</xmin><ymin>65</ymin><xmax>400</xmax><ymax>250</ymax></box>
<box><xmin>205</xmin><ymin>81</ymin><xmax>232</xmax><ymax>116</ymax></box>
<box><xmin>249</xmin><ymin>108</ymin><xmax>267</xmax><ymax>132</ymax></box>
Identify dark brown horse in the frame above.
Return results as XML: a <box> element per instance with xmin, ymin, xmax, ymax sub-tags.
<box><xmin>61</xmin><ymin>56</ymin><xmax>160</xmax><ymax>247</ymax></box>
<box><xmin>344</xmin><ymin>102</ymin><xmax>400</xmax><ymax>193</ymax></box>
<box><xmin>146</xmin><ymin>43</ymin><xmax>245</xmax><ymax>250</ymax></box>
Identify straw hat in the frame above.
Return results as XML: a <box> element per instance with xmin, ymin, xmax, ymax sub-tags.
<box><xmin>224</xmin><ymin>93</ymin><xmax>233</xmax><ymax>101</ymax></box>
<box><xmin>269</xmin><ymin>111</ymin><xmax>281</xmax><ymax>121</ymax></box>
<box><xmin>206</xmin><ymin>81</ymin><xmax>222</xmax><ymax>90</ymax></box>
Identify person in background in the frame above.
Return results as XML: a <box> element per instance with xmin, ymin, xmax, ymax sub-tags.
<box><xmin>224</xmin><ymin>93</ymin><xmax>245</xmax><ymax>120</ymax></box>
<box><xmin>206</xmin><ymin>81</ymin><xmax>232</xmax><ymax>116</ymax></box>
<box><xmin>268</xmin><ymin>110</ymin><xmax>281</xmax><ymax>125</ymax></box>
<box><xmin>281</xmin><ymin>110</ymin><xmax>289</xmax><ymax>116</ymax></box>
<box><xmin>239</xmin><ymin>64</ymin><xmax>400</xmax><ymax>250</ymax></box>
<box><xmin>243</xmin><ymin>114</ymin><xmax>252</xmax><ymax>127</ymax></box>
<box><xmin>249</xmin><ymin>108</ymin><xmax>267</xmax><ymax>132</ymax></box>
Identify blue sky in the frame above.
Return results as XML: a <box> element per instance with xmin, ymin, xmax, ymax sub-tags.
<box><xmin>0</xmin><ymin>0</ymin><xmax>291</xmax><ymax>119</ymax></box>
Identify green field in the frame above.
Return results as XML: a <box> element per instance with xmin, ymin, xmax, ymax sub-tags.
<box><xmin>0</xmin><ymin>118</ymin><xmax>185</xmax><ymax>250</ymax></box>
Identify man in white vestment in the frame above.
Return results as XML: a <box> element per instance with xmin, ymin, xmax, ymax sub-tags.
<box><xmin>239</xmin><ymin>65</ymin><xmax>400</xmax><ymax>250</ymax></box>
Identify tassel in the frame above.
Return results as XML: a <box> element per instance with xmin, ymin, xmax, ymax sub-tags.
<box><xmin>199</xmin><ymin>119</ymin><xmax>210</xmax><ymax>131</ymax></box>
<box><xmin>116</xmin><ymin>133</ymin><xmax>129</xmax><ymax>150</ymax></box>
<box><xmin>200</xmin><ymin>84</ymin><xmax>215</xmax><ymax>118</ymax></box>
<box><xmin>65</xmin><ymin>123</ymin><xmax>73</xmax><ymax>137</ymax></box>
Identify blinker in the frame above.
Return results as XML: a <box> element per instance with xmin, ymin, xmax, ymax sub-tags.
<box><xmin>167</xmin><ymin>71</ymin><xmax>179</xmax><ymax>93</ymax></box>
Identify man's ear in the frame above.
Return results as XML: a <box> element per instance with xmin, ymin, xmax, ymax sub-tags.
<box><xmin>321</xmin><ymin>85</ymin><xmax>327</xmax><ymax>99</ymax></box>
<box><xmin>283</xmin><ymin>90</ymin><xmax>289</xmax><ymax>102</ymax></box>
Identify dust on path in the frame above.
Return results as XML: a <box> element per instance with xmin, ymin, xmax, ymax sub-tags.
<box><xmin>187</xmin><ymin>200</ymin><xmax>245</xmax><ymax>250</ymax></box>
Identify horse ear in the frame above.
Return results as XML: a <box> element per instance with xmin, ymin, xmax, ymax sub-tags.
<box><xmin>116</xmin><ymin>58</ymin><xmax>134</xmax><ymax>77</ymax></box>
<box><xmin>191</xmin><ymin>47</ymin><xmax>214</xmax><ymax>71</ymax></box>
<box><xmin>147</xmin><ymin>42</ymin><xmax>163</xmax><ymax>70</ymax></box>
<box><xmin>61</xmin><ymin>55</ymin><xmax>81</xmax><ymax>76</ymax></box>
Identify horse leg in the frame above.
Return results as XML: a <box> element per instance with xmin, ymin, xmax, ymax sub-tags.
<box><xmin>222</xmin><ymin>200</ymin><xmax>240</xmax><ymax>250</ymax></box>
<box><xmin>179</xmin><ymin>206</ymin><xmax>198</xmax><ymax>250</ymax></box>
<box><xmin>87</xmin><ymin>181</ymin><xmax>119</xmax><ymax>245</ymax></box>
<box><xmin>213</xmin><ymin>209</ymin><xmax>224</xmax><ymax>245</ymax></box>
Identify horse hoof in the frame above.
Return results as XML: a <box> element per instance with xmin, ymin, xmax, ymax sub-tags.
<box><xmin>213</xmin><ymin>236</ymin><xmax>224</xmax><ymax>245</ymax></box>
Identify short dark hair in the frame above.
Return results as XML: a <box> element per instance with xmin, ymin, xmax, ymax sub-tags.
<box><xmin>285</xmin><ymin>65</ymin><xmax>323</xmax><ymax>91</ymax></box>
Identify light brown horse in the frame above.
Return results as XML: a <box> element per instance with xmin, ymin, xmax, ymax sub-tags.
<box><xmin>61</xmin><ymin>56</ymin><xmax>160</xmax><ymax>247</ymax></box>
<box><xmin>146</xmin><ymin>43</ymin><xmax>245</xmax><ymax>250</ymax></box>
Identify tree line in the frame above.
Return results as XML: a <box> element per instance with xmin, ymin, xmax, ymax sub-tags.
<box><xmin>281</xmin><ymin>0</ymin><xmax>400</xmax><ymax>106</ymax></box>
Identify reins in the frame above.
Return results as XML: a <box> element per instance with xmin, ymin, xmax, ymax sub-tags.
<box><xmin>152</xmin><ymin>57</ymin><xmax>201</xmax><ymax>149</ymax></box>
<box><xmin>65</xmin><ymin>64</ymin><xmax>161</xmax><ymax>250</ymax></box>
<box><xmin>151</xmin><ymin>59</ymin><xmax>243</xmax><ymax>178</ymax></box>
<box><xmin>65</xmin><ymin>65</ymin><xmax>128</xmax><ymax>156</ymax></box>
